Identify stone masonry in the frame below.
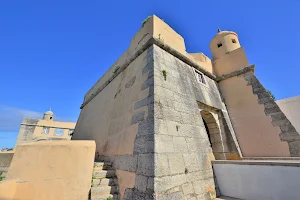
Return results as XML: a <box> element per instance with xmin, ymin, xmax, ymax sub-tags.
<box><xmin>244</xmin><ymin>72</ymin><xmax>300</xmax><ymax>156</ymax></box>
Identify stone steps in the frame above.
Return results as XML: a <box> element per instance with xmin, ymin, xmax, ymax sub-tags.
<box><xmin>92</xmin><ymin>178</ymin><xmax>118</xmax><ymax>187</ymax></box>
<box><xmin>91</xmin><ymin>194</ymin><xmax>119</xmax><ymax>200</ymax></box>
<box><xmin>91</xmin><ymin>186</ymin><xmax>118</xmax><ymax>196</ymax></box>
<box><xmin>93</xmin><ymin>169</ymin><xmax>115</xmax><ymax>179</ymax></box>
<box><xmin>90</xmin><ymin>162</ymin><xmax>119</xmax><ymax>200</ymax></box>
<box><xmin>94</xmin><ymin>162</ymin><xmax>113</xmax><ymax>170</ymax></box>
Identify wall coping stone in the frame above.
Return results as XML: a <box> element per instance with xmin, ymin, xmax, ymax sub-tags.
<box><xmin>212</xmin><ymin>160</ymin><xmax>300</xmax><ymax>167</ymax></box>
<box><xmin>216</xmin><ymin>65</ymin><xmax>255</xmax><ymax>82</ymax></box>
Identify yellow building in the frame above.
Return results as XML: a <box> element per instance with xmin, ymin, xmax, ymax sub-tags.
<box><xmin>15</xmin><ymin>109</ymin><xmax>76</xmax><ymax>146</ymax></box>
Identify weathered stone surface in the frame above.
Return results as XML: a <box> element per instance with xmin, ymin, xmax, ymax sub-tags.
<box><xmin>155</xmin><ymin>154</ymin><xmax>170</xmax><ymax>177</ymax></box>
<box><xmin>125</xmin><ymin>76</ymin><xmax>136</xmax><ymax>88</ymax></box>
<box><xmin>168</xmin><ymin>154</ymin><xmax>185</xmax><ymax>175</ymax></box>
<box><xmin>155</xmin><ymin>135</ymin><xmax>174</xmax><ymax>153</ymax></box>
<box><xmin>157</xmin><ymin>192</ymin><xmax>184</xmax><ymax>200</ymax></box>
<box><xmin>134</xmin><ymin>135</ymin><xmax>155</xmax><ymax>154</ymax></box>
<box><xmin>114</xmin><ymin>155</ymin><xmax>138</xmax><ymax>172</ymax></box>
<box><xmin>182</xmin><ymin>182</ymin><xmax>194</xmax><ymax>195</ymax></box>
<box><xmin>137</xmin><ymin>154</ymin><xmax>154</xmax><ymax>176</ymax></box>
<box><xmin>173</xmin><ymin>137</ymin><xmax>188</xmax><ymax>153</ymax></box>
<box><xmin>135</xmin><ymin>175</ymin><xmax>148</xmax><ymax>192</ymax></box>
<box><xmin>131</xmin><ymin>111</ymin><xmax>146</xmax><ymax>124</ymax></box>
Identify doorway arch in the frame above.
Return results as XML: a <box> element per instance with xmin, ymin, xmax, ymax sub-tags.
<box><xmin>200</xmin><ymin>110</ymin><xmax>225</xmax><ymax>160</ymax></box>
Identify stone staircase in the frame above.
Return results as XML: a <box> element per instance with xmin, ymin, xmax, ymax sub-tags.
<box><xmin>89</xmin><ymin>162</ymin><xmax>119</xmax><ymax>200</ymax></box>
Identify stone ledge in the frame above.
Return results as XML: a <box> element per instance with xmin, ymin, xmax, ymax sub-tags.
<box><xmin>215</xmin><ymin>65</ymin><xmax>255</xmax><ymax>82</ymax></box>
<box><xmin>243</xmin><ymin>157</ymin><xmax>300</xmax><ymax>160</ymax></box>
<box><xmin>212</xmin><ymin>160</ymin><xmax>300</xmax><ymax>167</ymax></box>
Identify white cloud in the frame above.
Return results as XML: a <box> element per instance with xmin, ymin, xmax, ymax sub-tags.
<box><xmin>0</xmin><ymin>105</ymin><xmax>77</xmax><ymax>132</ymax></box>
<box><xmin>0</xmin><ymin>105</ymin><xmax>44</xmax><ymax>132</ymax></box>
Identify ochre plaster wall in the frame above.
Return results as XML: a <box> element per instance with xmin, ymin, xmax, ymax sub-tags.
<box><xmin>212</xmin><ymin>47</ymin><xmax>249</xmax><ymax>76</ymax></box>
<box><xmin>190</xmin><ymin>53</ymin><xmax>213</xmax><ymax>73</ymax></box>
<box><xmin>33</xmin><ymin>120</ymin><xmax>75</xmax><ymax>138</ymax></box>
<box><xmin>3</xmin><ymin>141</ymin><xmax>95</xmax><ymax>200</ymax></box>
<box><xmin>218</xmin><ymin>75</ymin><xmax>290</xmax><ymax>157</ymax></box>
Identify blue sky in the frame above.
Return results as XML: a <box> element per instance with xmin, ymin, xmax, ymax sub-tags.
<box><xmin>0</xmin><ymin>0</ymin><xmax>299</xmax><ymax>147</ymax></box>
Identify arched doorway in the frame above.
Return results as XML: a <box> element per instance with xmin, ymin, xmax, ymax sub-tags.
<box><xmin>200</xmin><ymin>110</ymin><xmax>225</xmax><ymax>160</ymax></box>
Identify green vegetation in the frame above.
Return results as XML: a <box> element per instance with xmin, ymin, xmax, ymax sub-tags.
<box><xmin>113</xmin><ymin>66</ymin><xmax>120</xmax><ymax>74</ymax></box>
<box><xmin>142</xmin><ymin>16</ymin><xmax>151</xmax><ymax>27</ymax></box>
<box><xmin>162</xmin><ymin>70</ymin><xmax>167</xmax><ymax>81</ymax></box>
<box><xmin>107</xmin><ymin>197</ymin><xmax>113</xmax><ymax>200</ymax></box>
<box><xmin>267</xmin><ymin>89</ymin><xmax>276</xmax><ymax>100</ymax></box>
<box><xmin>185</xmin><ymin>168</ymin><xmax>188</xmax><ymax>174</ymax></box>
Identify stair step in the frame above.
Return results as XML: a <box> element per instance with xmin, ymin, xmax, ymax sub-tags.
<box><xmin>92</xmin><ymin>178</ymin><xmax>118</xmax><ymax>187</ymax></box>
<box><xmin>91</xmin><ymin>186</ymin><xmax>118</xmax><ymax>196</ymax></box>
<box><xmin>94</xmin><ymin>162</ymin><xmax>113</xmax><ymax>170</ymax></box>
<box><xmin>93</xmin><ymin>170</ymin><xmax>115</xmax><ymax>179</ymax></box>
<box><xmin>91</xmin><ymin>194</ymin><xmax>119</xmax><ymax>200</ymax></box>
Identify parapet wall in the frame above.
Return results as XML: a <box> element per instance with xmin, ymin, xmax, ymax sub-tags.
<box><xmin>82</xmin><ymin>15</ymin><xmax>213</xmax><ymax>106</ymax></box>
<box><xmin>213</xmin><ymin>160</ymin><xmax>300</xmax><ymax>200</ymax></box>
<box><xmin>1</xmin><ymin>141</ymin><xmax>95</xmax><ymax>200</ymax></box>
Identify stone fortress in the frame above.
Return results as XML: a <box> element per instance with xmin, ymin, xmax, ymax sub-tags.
<box><xmin>1</xmin><ymin>15</ymin><xmax>300</xmax><ymax>200</ymax></box>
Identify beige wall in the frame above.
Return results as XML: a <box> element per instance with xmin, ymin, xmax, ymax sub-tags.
<box><xmin>15</xmin><ymin>118</ymin><xmax>76</xmax><ymax>146</ymax></box>
<box><xmin>190</xmin><ymin>53</ymin><xmax>213</xmax><ymax>73</ymax></box>
<box><xmin>33</xmin><ymin>119</ymin><xmax>75</xmax><ymax>139</ymax></box>
<box><xmin>277</xmin><ymin>96</ymin><xmax>300</xmax><ymax>133</ymax></box>
<box><xmin>213</xmin><ymin>47</ymin><xmax>249</xmax><ymax>76</ymax></box>
<box><xmin>74</xmin><ymin>50</ymin><xmax>149</xmax><ymax>157</ymax></box>
<box><xmin>1</xmin><ymin>140</ymin><xmax>95</xmax><ymax>200</ymax></box>
<box><xmin>218</xmin><ymin>75</ymin><xmax>290</xmax><ymax>157</ymax></box>
<box><xmin>210</xmin><ymin>31</ymin><xmax>241</xmax><ymax>60</ymax></box>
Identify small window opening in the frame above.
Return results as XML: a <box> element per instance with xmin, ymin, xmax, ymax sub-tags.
<box><xmin>50</xmin><ymin>117</ymin><xmax>53</xmax><ymax>120</ymax></box>
<box><xmin>194</xmin><ymin>70</ymin><xmax>206</xmax><ymax>84</ymax></box>
<box><xmin>68</xmin><ymin>129</ymin><xmax>74</xmax><ymax>136</ymax></box>
<box><xmin>54</xmin><ymin>128</ymin><xmax>64</xmax><ymax>136</ymax></box>
<box><xmin>232</xmin><ymin>39</ymin><xmax>236</xmax><ymax>43</ymax></box>
<box><xmin>42</xmin><ymin>127</ymin><xmax>50</xmax><ymax>134</ymax></box>
<box><xmin>217</xmin><ymin>43</ymin><xmax>222</xmax><ymax>48</ymax></box>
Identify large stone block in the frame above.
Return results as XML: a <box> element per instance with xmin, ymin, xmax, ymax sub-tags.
<box><xmin>173</xmin><ymin>137</ymin><xmax>188</xmax><ymax>153</ymax></box>
<box><xmin>155</xmin><ymin>135</ymin><xmax>174</xmax><ymax>153</ymax></box>
<box><xmin>137</xmin><ymin>154</ymin><xmax>154</xmax><ymax>176</ymax></box>
<box><xmin>168</xmin><ymin>154</ymin><xmax>185</xmax><ymax>175</ymax></box>
<box><xmin>155</xmin><ymin>154</ymin><xmax>170</xmax><ymax>177</ymax></box>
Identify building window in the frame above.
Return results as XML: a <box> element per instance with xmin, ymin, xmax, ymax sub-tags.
<box><xmin>54</xmin><ymin>128</ymin><xmax>64</xmax><ymax>136</ymax></box>
<box><xmin>232</xmin><ymin>39</ymin><xmax>236</xmax><ymax>43</ymax></box>
<box><xmin>194</xmin><ymin>70</ymin><xmax>206</xmax><ymax>84</ymax></box>
<box><xmin>68</xmin><ymin>129</ymin><xmax>74</xmax><ymax>136</ymax></box>
<box><xmin>42</xmin><ymin>127</ymin><xmax>50</xmax><ymax>134</ymax></box>
<box><xmin>217</xmin><ymin>43</ymin><xmax>222</xmax><ymax>48</ymax></box>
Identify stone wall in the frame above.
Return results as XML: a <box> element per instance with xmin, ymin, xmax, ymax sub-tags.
<box><xmin>152</xmin><ymin>45</ymin><xmax>239</xmax><ymax>199</ymax></box>
<box><xmin>15</xmin><ymin>118</ymin><xmax>39</xmax><ymax>146</ymax></box>
<box><xmin>0</xmin><ymin>152</ymin><xmax>14</xmax><ymax>181</ymax></box>
<box><xmin>73</xmin><ymin>46</ymin><xmax>155</xmax><ymax>199</ymax></box>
